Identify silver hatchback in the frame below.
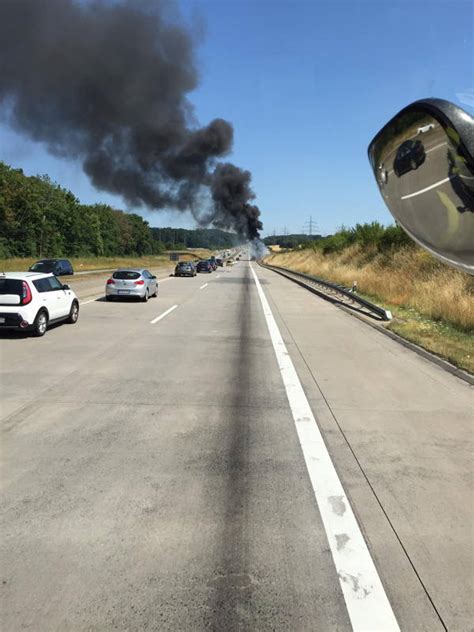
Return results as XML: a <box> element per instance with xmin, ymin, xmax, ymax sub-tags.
<box><xmin>105</xmin><ymin>269</ymin><xmax>158</xmax><ymax>302</ymax></box>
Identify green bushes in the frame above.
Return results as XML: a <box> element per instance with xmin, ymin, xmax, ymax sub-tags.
<box><xmin>311</xmin><ymin>222</ymin><xmax>414</xmax><ymax>255</ymax></box>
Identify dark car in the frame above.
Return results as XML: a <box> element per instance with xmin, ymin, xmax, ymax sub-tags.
<box><xmin>393</xmin><ymin>140</ymin><xmax>426</xmax><ymax>177</ymax></box>
<box><xmin>175</xmin><ymin>261</ymin><xmax>196</xmax><ymax>277</ymax></box>
<box><xmin>216</xmin><ymin>258</ymin><xmax>224</xmax><ymax>267</ymax></box>
<box><xmin>197</xmin><ymin>260</ymin><xmax>213</xmax><ymax>273</ymax></box>
<box><xmin>208</xmin><ymin>259</ymin><xmax>218</xmax><ymax>271</ymax></box>
<box><xmin>28</xmin><ymin>258</ymin><xmax>74</xmax><ymax>276</ymax></box>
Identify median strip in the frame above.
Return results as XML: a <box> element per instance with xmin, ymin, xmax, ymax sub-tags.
<box><xmin>150</xmin><ymin>304</ymin><xmax>178</xmax><ymax>324</ymax></box>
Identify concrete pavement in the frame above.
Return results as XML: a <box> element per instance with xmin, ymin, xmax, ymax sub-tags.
<box><xmin>0</xmin><ymin>259</ymin><xmax>472</xmax><ymax>630</ymax></box>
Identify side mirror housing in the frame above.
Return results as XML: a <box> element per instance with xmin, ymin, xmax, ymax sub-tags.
<box><xmin>62</xmin><ymin>284</ymin><xmax>70</xmax><ymax>290</ymax></box>
<box><xmin>368</xmin><ymin>98</ymin><xmax>474</xmax><ymax>274</ymax></box>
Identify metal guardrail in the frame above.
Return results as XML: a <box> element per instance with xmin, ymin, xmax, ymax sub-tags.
<box><xmin>259</xmin><ymin>262</ymin><xmax>392</xmax><ymax>321</ymax></box>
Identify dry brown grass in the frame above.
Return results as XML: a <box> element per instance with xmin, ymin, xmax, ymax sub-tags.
<box><xmin>265</xmin><ymin>246</ymin><xmax>473</xmax><ymax>331</ymax></box>
<box><xmin>264</xmin><ymin>246</ymin><xmax>474</xmax><ymax>373</ymax></box>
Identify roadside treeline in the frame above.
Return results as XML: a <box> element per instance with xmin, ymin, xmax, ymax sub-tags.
<box><xmin>0</xmin><ymin>162</ymin><xmax>237</xmax><ymax>258</ymax></box>
<box><xmin>150</xmin><ymin>227</ymin><xmax>237</xmax><ymax>250</ymax></box>
<box><xmin>263</xmin><ymin>233</ymin><xmax>322</xmax><ymax>249</ymax></box>
<box><xmin>308</xmin><ymin>222</ymin><xmax>414</xmax><ymax>254</ymax></box>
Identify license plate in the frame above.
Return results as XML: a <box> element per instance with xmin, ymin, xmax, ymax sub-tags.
<box><xmin>117</xmin><ymin>290</ymin><xmax>130</xmax><ymax>295</ymax></box>
<box><xmin>0</xmin><ymin>317</ymin><xmax>5</xmax><ymax>323</ymax></box>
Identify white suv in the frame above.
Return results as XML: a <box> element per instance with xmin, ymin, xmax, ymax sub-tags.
<box><xmin>0</xmin><ymin>272</ymin><xmax>79</xmax><ymax>337</ymax></box>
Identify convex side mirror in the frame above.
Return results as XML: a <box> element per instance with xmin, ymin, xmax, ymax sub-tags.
<box><xmin>368</xmin><ymin>98</ymin><xmax>474</xmax><ymax>274</ymax></box>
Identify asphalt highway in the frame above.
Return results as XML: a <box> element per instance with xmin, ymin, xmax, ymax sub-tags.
<box><xmin>1</xmin><ymin>259</ymin><xmax>472</xmax><ymax>631</ymax></box>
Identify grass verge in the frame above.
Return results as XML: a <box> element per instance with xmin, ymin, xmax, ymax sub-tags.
<box><xmin>264</xmin><ymin>248</ymin><xmax>474</xmax><ymax>375</ymax></box>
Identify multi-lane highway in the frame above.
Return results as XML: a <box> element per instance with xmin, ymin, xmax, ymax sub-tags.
<box><xmin>1</xmin><ymin>258</ymin><xmax>472</xmax><ymax>631</ymax></box>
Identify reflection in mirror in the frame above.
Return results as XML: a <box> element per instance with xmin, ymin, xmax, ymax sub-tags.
<box><xmin>369</xmin><ymin>107</ymin><xmax>474</xmax><ymax>274</ymax></box>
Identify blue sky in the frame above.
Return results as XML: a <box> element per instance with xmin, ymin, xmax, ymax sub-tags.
<box><xmin>1</xmin><ymin>0</ymin><xmax>472</xmax><ymax>236</ymax></box>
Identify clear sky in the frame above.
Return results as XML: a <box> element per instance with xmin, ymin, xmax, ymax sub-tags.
<box><xmin>0</xmin><ymin>0</ymin><xmax>472</xmax><ymax>237</ymax></box>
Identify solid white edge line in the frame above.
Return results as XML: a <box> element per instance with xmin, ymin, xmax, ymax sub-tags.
<box><xmin>150</xmin><ymin>304</ymin><xmax>178</xmax><ymax>325</ymax></box>
<box><xmin>199</xmin><ymin>283</ymin><xmax>208</xmax><ymax>290</ymax></box>
<box><xmin>250</xmin><ymin>262</ymin><xmax>400</xmax><ymax>632</ymax></box>
<box><xmin>401</xmin><ymin>176</ymin><xmax>451</xmax><ymax>200</ymax></box>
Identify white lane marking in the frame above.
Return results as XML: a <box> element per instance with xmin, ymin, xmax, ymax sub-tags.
<box><xmin>199</xmin><ymin>283</ymin><xmax>208</xmax><ymax>290</ymax></box>
<box><xmin>426</xmin><ymin>141</ymin><xmax>447</xmax><ymax>154</ymax></box>
<box><xmin>150</xmin><ymin>304</ymin><xmax>178</xmax><ymax>324</ymax></box>
<box><xmin>250</xmin><ymin>263</ymin><xmax>400</xmax><ymax>632</ymax></box>
<box><xmin>401</xmin><ymin>176</ymin><xmax>451</xmax><ymax>200</ymax></box>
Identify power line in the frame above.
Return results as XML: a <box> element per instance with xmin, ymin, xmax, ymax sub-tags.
<box><xmin>303</xmin><ymin>215</ymin><xmax>318</xmax><ymax>236</ymax></box>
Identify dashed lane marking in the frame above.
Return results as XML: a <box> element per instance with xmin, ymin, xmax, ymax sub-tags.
<box><xmin>199</xmin><ymin>283</ymin><xmax>208</xmax><ymax>290</ymax></box>
<box><xmin>250</xmin><ymin>262</ymin><xmax>400</xmax><ymax>632</ymax></box>
<box><xmin>425</xmin><ymin>141</ymin><xmax>447</xmax><ymax>154</ymax></box>
<box><xmin>150</xmin><ymin>304</ymin><xmax>178</xmax><ymax>325</ymax></box>
<box><xmin>401</xmin><ymin>176</ymin><xmax>451</xmax><ymax>200</ymax></box>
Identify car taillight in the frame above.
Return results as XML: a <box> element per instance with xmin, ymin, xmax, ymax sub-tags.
<box><xmin>21</xmin><ymin>281</ymin><xmax>32</xmax><ymax>305</ymax></box>
<box><xmin>135</xmin><ymin>280</ymin><xmax>145</xmax><ymax>285</ymax></box>
<box><xmin>107</xmin><ymin>279</ymin><xmax>115</xmax><ymax>285</ymax></box>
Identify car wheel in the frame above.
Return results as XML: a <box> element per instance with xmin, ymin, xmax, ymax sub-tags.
<box><xmin>153</xmin><ymin>286</ymin><xmax>158</xmax><ymax>297</ymax></box>
<box><xmin>32</xmin><ymin>310</ymin><xmax>48</xmax><ymax>337</ymax></box>
<box><xmin>142</xmin><ymin>289</ymin><xmax>149</xmax><ymax>302</ymax></box>
<box><xmin>67</xmin><ymin>300</ymin><xmax>79</xmax><ymax>324</ymax></box>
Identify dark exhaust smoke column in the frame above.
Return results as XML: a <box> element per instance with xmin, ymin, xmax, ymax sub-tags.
<box><xmin>0</xmin><ymin>0</ymin><xmax>262</xmax><ymax>240</ymax></box>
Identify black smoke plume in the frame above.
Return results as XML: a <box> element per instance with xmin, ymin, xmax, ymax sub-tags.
<box><xmin>0</xmin><ymin>0</ymin><xmax>262</xmax><ymax>239</ymax></box>
<box><xmin>211</xmin><ymin>163</ymin><xmax>263</xmax><ymax>239</ymax></box>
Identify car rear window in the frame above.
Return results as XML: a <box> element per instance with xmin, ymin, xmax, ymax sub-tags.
<box><xmin>30</xmin><ymin>262</ymin><xmax>56</xmax><ymax>272</ymax></box>
<box><xmin>112</xmin><ymin>271</ymin><xmax>140</xmax><ymax>280</ymax></box>
<box><xmin>32</xmin><ymin>277</ymin><xmax>63</xmax><ymax>292</ymax></box>
<box><xmin>0</xmin><ymin>278</ymin><xmax>22</xmax><ymax>296</ymax></box>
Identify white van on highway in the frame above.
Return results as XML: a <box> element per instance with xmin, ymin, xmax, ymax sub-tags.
<box><xmin>0</xmin><ymin>272</ymin><xmax>79</xmax><ymax>336</ymax></box>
